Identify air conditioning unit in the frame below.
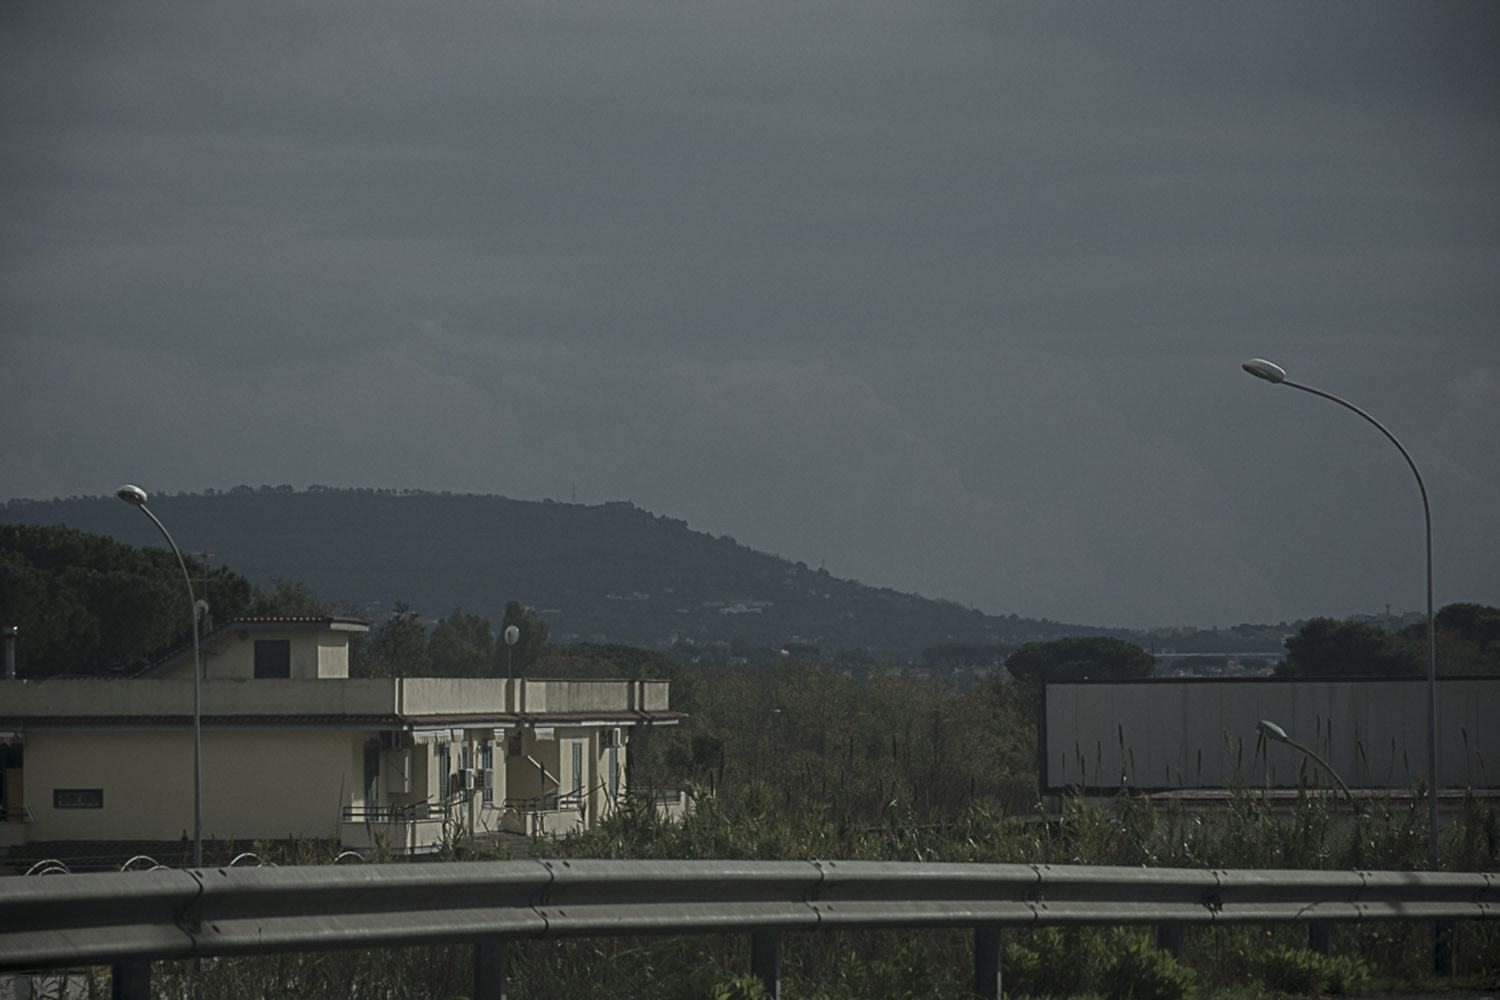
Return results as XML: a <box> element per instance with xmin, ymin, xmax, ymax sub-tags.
<box><xmin>459</xmin><ymin>768</ymin><xmax>477</xmax><ymax>791</ymax></box>
<box><xmin>482</xmin><ymin>768</ymin><xmax>495</xmax><ymax>791</ymax></box>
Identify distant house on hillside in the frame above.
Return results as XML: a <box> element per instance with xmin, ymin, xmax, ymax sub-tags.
<box><xmin>0</xmin><ymin>617</ymin><xmax>682</xmax><ymax>865</ymax></box>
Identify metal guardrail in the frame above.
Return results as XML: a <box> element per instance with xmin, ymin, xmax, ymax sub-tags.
<box><xmin>1</xmin><ymin>860</ymin><xmax>1495</xmax><ymax>999</ymax></box>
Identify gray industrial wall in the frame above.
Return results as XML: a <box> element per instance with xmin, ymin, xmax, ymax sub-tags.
<box><xmin>1041</xmin><ymin>677</ymin><xmax>1499</xmax><ymax>793</ymax></box>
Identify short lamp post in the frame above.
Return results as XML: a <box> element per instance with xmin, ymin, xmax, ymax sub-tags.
<box><xmin>1256</xmin><ymin>719</ymin><xmax>1358</xmax><ymax>812</ymax></box>
<box><xmin>117</xmin><ymin>484</ymin><xmax>203</xmax><ymax>869</ymax></box>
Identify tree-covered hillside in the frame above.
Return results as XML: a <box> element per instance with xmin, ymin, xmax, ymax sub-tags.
<box><xmin>1</xmin><ymin>488</ymin><xmax>1103</xmax><ymax>657</ymax></box>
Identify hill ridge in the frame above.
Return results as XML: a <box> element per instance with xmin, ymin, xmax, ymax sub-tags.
<box><xmin>1</xmin><ymin>487</ymin><xmax>1101</xmax><ymax>656</ymax></box>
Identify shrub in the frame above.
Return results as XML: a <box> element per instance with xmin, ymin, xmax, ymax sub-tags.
<box><xmin>1258</xmin><ymin>945</ymin><xmax>1371</xmax><ymax>996</ymax></box>
<box><xmin>1100</xmin><ymin>934</ymin><xmax>1196</xmax><ymax>1000</ymax></box>
<box><xmin>1003</xmin><ymin>927</ymin><xmax>1092</xmax><ymax>998</ymax></box>
<box><xmin>705</xmin><ymin>973</ymin><xmax>771</xmax><ymax>1000</ymax></box>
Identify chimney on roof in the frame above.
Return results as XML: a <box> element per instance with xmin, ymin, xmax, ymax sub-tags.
<box><xmin>3</xmin><ymin>626</ymin><xmax>16</xmax><ymax>680</ymax></box>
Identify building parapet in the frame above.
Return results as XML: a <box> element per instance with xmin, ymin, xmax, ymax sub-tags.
<box><xmin>0</xmin><ymin>677</ymin><xmax>674</xmax><ymax>725</ymax></box>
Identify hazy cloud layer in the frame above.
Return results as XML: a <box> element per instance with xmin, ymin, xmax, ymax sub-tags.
<box><xmin>3</xmin><ymin>1</ymin><xmax>1497</xmax><ymax>627</ymax></box>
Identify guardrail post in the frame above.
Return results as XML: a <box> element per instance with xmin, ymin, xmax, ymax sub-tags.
<box><xmin>111</xmin><ymin>961</ymin><xmax>151</xmax><ymax>1000</ymax></box>
<box><xmin>1156</xmin><ymin>923</ymin><xmax>1182</xmax><ymax>959</ymax></box>
<box><xmin>474</xmin><ymin>939</ymin><xmax>508</xmax><ymax>1000</ymax></box>
<box><xmin>1307</xmin><ymin>923</ymin><xmax>1329</xmax><ymax>956</ymax></box>
<box><xmin>974</xmin><ymin>925</ymin><xmax>1001</xmax><ymax>1000</ymax></box>
<box><xmin>751</xmin><ymin>930</ymin><xmax>781</xmax><ymax>1000</ymax></box>
<box><xmin>1434</xmin><ymin>920</ymin><xmax>1454</xmax><ymax>976</ymax></box>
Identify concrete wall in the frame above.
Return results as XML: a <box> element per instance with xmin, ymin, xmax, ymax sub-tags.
<box><xmin>4</xmin><ymin>678</ymin><xmax>402</xmax><ymax>717</ymax></box>
<box><xmin>22</xmin><ymin>728</ymin><xmax>360</xmax><ymax>842</ymax></box>
<box><xmin>7</xmin><ymin>676</ymin><xmax>671</xmax><ymax>719</ymax></box>
<box><xmin>1043</xmin><ymin>677</ymin><xmax>1500</xmax><ymax>793</ymax></box>
<box><xmin>508</xmin><ymin>678</ymin><xmax>670</xmax><ymax>714</ymax></box>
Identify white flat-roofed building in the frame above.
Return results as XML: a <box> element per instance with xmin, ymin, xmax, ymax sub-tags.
<box><xmin>0</xmin><ymin>617</ymin><xmax>682</xmax><ymax>863</ymax></box>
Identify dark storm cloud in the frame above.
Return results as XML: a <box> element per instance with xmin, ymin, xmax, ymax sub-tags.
<box><xmin>2</xmin><ymin>1</ymin><xmax>1496</xmax><ymax>625</ymax></box>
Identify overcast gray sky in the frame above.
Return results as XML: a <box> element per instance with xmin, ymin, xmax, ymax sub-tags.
<box><xmin>3</xmin><ymin>1</ymin><xmax>1497</xmax><ymax>628</ymax></box>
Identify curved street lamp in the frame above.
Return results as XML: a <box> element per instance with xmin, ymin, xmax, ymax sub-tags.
<box><xmin>117</xmin><ymin>484</ymin><xmax>203</xmax><ymax>868</ymax></box>
<box><xmin>1241</xmin><ymin>359</ymin><xmax>1438</xmax><ymax>872</ymax></box>
<box><xmin>1256</xmin><ymin>719</ymin><xmax>1359</xmax><ymax>812</ymax></box>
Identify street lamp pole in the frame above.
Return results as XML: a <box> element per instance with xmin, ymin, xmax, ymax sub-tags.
<box><xmin>1241</xmin><ymin>359</ymin><xmax>1438</xmax><ymax>873</ymax></box>
<box><xmin>1256</xmin><ymin>719</ymin><xmax>1359</xmax><ymax>812</ymax></box>
<box><xmin>117</xmin><ymin>484</ymin><xmax>203</xmax><ymax>869</ymax></box>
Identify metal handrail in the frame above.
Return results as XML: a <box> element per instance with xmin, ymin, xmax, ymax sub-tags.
<box><xmin>503</xmin><ymin>790</ymin><xmax>585</xmax><ymax>813</ymax></box>
<box><xmin>1</xmin><ymin>859</ymin><xmax>1494</xmax><ymax>973</ymax></box>
<box><xmin>340</xmin><ymin>799</ymin><xmax>443</xmax><ymax>823</ymax></box>
<box><xmin>503</xmin><ymin>792</ymin><xmax>559</xmax><ymax>813</ymax></box>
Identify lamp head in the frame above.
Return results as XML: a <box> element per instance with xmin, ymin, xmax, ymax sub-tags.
<box><xmin>1242</xmin><ymin>359</ymin><xmax>1287</xmax><ymax>384</ymax></box>
<box><xmin>116</xmin><ymin>484</ymin><xmax>149</xmax><ymax>507</ymax></box>
<box><xmin>1257</xmin><ymin>719</ymin><xmax>1289</xmax><ymax>742</ymax></box>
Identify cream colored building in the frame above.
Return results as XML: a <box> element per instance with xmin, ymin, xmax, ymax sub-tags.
<box><xmin>0</xmin><ymin>617</ymin><xmax>682</xmax><ymax>859</ymax></box>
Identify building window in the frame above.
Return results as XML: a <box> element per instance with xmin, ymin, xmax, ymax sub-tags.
<box><xmin>363</xmin><ymin>739</ymin><xmax>380</xmax><ymax>806</ymax></box>
<box><xmin>436</xmin><ymin>742</ymin><xmax>450</xmax><ymax>799</ymax></box>
<box><xmin>571</xmin><ymin>739</ymin><xmax>586</xmax><ymax>797</ymax></box>
<box><xmin>481</xmin><ymin>741</ymin><xmax>494</xmax><ymax>805</ymax></box>
<box><xmin>54</xmin><ymin>788</ymin><xmax>104</xmax><ymax>809</ymax></box>
<box><xmin>608</xmin><ymin>745</ymin><xmax>620</xmax><ymax>800</ymax></box>
<box><xmin>254</xmin><ymin>639</ymin><xmax>291</xmax><ymax>679</ymax></box>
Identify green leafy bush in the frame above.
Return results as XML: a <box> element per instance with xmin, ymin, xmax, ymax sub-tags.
<box><xmin>1100</xmin><ymin>934</ymin><xmax>1196</xmax><ymax>1000</ymax></box>
<box><xmin>1003</xmin><ymin>927</ymin><xmax>1092</xmax><ymax>998</ymax></box>
<box><xmin>1258</xmin><ymin>945</ymin><xmax>1370</xmax><ymax>996</ymax></box>
<box><xmin>705</xmin><ymin>973</ymin><xmax>771</xmax><ymax>1000</ymax></box>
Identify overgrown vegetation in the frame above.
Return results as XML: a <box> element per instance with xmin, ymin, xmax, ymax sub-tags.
<box><xmin>103</xmin><ymin>727</ymin><xmax>1498</xmax><ymax>999</ymax></box>
<box><xmin>1254</xmin><ymin>944</ymin><xmax>1370</xmax><ymax>996</ymax></box>
<box><xmin>6</xmin><ymin>524</ymin><xmax>1499</xmax><ymax>995</ymax></box>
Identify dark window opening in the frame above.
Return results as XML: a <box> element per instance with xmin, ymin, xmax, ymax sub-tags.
<box><xmin>254</xmin><ymin>639</ymin><xmax>291</xmax><ymax>679</ymax></box>
<box><xmin>363</xmin><ymin>739</ymin><xmax>380</xmax><ymax>805</ymax></box>
<box><xmin>481</xmin><ymin>742</ymin><xmax>494</xmax><ymax>805</ymax></box>
<box><xmin>0</xmin><ymin>745</ymin><xmax>20</xmax><ymax>821</ymax></box>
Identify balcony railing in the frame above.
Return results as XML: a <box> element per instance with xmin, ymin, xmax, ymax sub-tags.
<box><xmin>340</xmin><ymin>801</ymin><xmax>443</xmax><ymax>823</ymax></box>
<box><xmin>503</xmin><ymin>790</ymin><xmax>585</xmax><ymax>814</ymax></box>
